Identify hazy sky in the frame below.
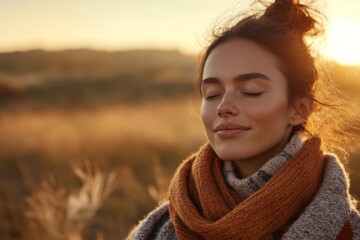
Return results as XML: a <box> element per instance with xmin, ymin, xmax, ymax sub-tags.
<box><xmin>1</xmin><ymin>0</ymin><xmax>360</xmax><ymax>64</ymax></box>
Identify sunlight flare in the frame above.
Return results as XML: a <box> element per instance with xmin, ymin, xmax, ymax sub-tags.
<box><xmin>325</xmin><ymin>21</ymin><xmax>360</xmax><ymax>65</ymax></box>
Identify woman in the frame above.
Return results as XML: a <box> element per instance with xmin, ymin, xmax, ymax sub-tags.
<box><xmin>128</xmin><ymin>0</ymin><xmax>360</xmax><ymax>239</ymax></box>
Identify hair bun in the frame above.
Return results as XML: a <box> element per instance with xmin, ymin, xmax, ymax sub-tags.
<box><xmin>263</xmin><ymin>0</ymin><xmax>316</xmax><ymax>35</ymax></box>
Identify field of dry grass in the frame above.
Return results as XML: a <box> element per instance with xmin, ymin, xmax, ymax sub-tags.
<box><xmin>0</xmin><ymin>100</ymin><xmax>204</xmax><ymax>162</ymax></box>
<box><xmin>0</xmin><ymin>100</ymin><xmax>208</xmax><ymax>239</ymax></box>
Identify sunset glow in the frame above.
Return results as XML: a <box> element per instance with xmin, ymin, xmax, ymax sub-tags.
<box><xmin>325</xmin><ymin>21</ymin><xmax>360</xmax><ymax>65</ymax></box>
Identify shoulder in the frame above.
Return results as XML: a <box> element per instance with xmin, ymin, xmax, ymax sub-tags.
<box><xmin>127</xmin><ymin>201</ymin><xmax>176</xmax><ymax>240</ymax></box>
<box><xmin>349</xmin><ymin>209</ymin><xmax>360</xmax><ymax>239</ymax></box>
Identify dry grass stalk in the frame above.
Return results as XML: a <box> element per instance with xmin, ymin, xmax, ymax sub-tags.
<box><xmin>147</xmin><ymin>155</ymin><xmax>171</xmax><ymax>203</ymax></box>
<box><xmin>24</xmin><ymin>159</ymin><xmax>119</xmax><ymax>240</ymax></box>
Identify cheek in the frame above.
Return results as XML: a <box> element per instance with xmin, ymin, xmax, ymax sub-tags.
<box><xmin>246</xmin><ymin>97</ymin><xmax>290</xmax><ymax>126</ymax></box>
<box><xmin>200</xmin><ymin>102</ymin><xmax>216</xmax><ymax>131</ymax></box>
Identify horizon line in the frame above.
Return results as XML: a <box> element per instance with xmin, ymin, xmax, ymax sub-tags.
<box><xmin>1</xmin><ymin>47</ymin><xmax>359</xmax><ymax>67</ymax></box>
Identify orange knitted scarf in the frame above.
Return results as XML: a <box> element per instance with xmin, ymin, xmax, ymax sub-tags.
<box><xmin>168</xmin><ymin>138</ymin><xmax>338</xmax><ymax>239</ymax></box>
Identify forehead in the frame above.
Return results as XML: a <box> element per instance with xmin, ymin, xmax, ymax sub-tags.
<box><xmin>203</xmin><ymin>38</ymin><xmax>282</xmax><ymax>79</ymax></box>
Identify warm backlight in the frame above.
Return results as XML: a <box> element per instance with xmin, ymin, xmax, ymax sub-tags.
<box><xmin>325</xmin><ymin>21</ymin><xmax>360</xmax><ymax>66</ymax></box>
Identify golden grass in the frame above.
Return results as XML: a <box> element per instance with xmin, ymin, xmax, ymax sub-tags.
<box><xmin>0</xmin><ymin>99</ymin><xmax>207</xmax><ymax>239</ymax></box>
<box><xmin>23</xmin><ymin>159</ymin><xmax>119</xmax><ymax>240</ymax></box>
<box><xmin>0</xmin><ymin>99</ymin><xmax>206</xmax><ymax>162</ymax></box>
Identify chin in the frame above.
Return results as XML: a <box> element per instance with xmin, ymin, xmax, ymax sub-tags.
<box><xmin>213</xmin><ymin>145</ymin><xmax>255</xmax><ymax>161</ymax></box>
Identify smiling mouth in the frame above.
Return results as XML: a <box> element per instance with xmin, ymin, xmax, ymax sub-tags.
<box><xmin>214</xmin><ymin>124</ymin><xmax>250</xmax><ymax>138</ymax></box>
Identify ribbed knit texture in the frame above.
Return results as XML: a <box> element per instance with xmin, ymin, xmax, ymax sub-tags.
<box><xmin>128</xmin><ymin>202</ymin><xmax>176</xmax><ymax>240</ymax></box>
<box><xmin>282</xmin><ymin>154</ymin><xmax>355</xmax><ymax>239</ymax></box>
<box><xmin>128</xmin><ymin>137</ymin><xmax>360</xmax><ymax>240</ymax></box>
<box><xmin>223</xmin><ymin>134</ymin><xmax>303</xmax><ymax>198</ymax></box>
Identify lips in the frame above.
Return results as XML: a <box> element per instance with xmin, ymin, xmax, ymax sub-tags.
<box><xmin>214</xmin><ymin>123</ymin><xmax>250</xmax><ymax>138</ymax></box>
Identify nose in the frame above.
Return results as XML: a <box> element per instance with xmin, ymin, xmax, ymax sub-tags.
<box><xmin>217</xmin><ymin>93</ymin><xmax>239</xmax><ymax>118</ymax></box>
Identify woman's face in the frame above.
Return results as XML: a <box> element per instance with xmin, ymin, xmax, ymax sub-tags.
<box><xmin>201</xmin><ymin>38</ymin><xmax>300</xmax><ymax>164</ymax></box>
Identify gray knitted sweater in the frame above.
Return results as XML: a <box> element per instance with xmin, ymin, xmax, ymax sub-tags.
<box><xmin>128</xmin><ymin>135</ymin><xmax>360</xmax><ymax>239</ymax></box>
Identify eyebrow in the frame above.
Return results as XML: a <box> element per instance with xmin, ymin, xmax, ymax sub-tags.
<box><xmin>201</xmin><ymin>72</ymin><xmax>270</xmax><ymax>85</ymax></box>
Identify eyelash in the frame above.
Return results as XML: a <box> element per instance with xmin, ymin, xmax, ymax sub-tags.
<box><xmin>243</xmin><ymin>92</ymin><xmax>263</xmax><ymax>97</ymax></box>
<box><xmin>204</xmin><ymin>92</ymin><xmax>263</xmax><ymax>100</ymax></box>
<box><xmin>204</xmin><ymin>94</ymin><xmax>222</xmax><ymax>100</ymax></box>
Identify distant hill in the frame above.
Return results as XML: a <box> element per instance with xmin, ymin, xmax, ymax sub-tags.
<box><xmin>0</xmin><ymin>49</ymin><xmax>198</xmax><ymax>108</ymax></box>
<box><xmin>329</xmin><ymin>63</ymin><xmax>360</xmax><ymax>96</ymax></box>
<box><xmin>0</xmin><ymin>49</ymin><xmax>198</xmax><ymax>82</ymax></box>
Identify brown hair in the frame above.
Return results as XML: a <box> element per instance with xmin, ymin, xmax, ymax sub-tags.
<box><xmin>198</xmin><ymin>0</ymin><xmax>360</xmax><ymax>161</ymax></box>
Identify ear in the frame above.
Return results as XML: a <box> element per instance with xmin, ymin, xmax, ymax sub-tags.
<box><xmin>289</xmin><ymin>97</ymin><xmax>313</xmax><ymax>126</ymax></box>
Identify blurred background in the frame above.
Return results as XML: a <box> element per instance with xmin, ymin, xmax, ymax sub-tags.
<box><xmin>0</xmin><ymin>0</ymin><xmax>360</xmax><ymax>239</ymax></box>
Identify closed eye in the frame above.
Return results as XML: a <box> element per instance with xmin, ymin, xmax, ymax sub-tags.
<box><xmin>243</xmin><ymin>92</ymin><xmax>263</xmax><ymax>97</ymax></box>
<box><xmin>204</xmin><ymin>94</ymin><xmax>223</xmax><ymax>100</ymax></box>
